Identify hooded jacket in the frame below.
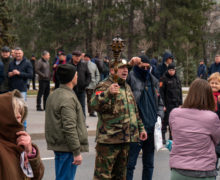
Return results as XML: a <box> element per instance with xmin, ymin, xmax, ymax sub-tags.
<box><xmin>156</xmin><ymin>53</ymin><xmax>173</xmax><ymax>79</ymax></box>
<box><xmin>127</xmin><ymin>67</ymin><xmax>164</xmax><ymax>133</ymax></box>
<box><xmin>0</xmin><ymin>90</ymin><xmax>44</xmax><ymax>180</ymax></box>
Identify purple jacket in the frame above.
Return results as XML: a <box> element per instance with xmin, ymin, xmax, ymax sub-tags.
<box><xmin>169</xmin><ymin>108</ymin><xmax>220</xmax><ymax>171</ymax></box>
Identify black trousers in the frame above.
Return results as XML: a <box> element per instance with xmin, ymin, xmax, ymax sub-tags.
<box><xmin>162</xmin><ymin>106</ymin><xmax>178</xmax><ymax>140</ymax></box>
<box><xmin>37</xmin><ymin>80</ymin><xmax>50</xmax><ymax>109</ymax></box>
<box><xmin>76</xmin><ymin>91</ymin><xmax>86</xmax><ymax>117</ymax></box>
<box><xmin>32</xmin><ymin>74</ymin><xmax>36</xmax><ymax>89</ymax></box>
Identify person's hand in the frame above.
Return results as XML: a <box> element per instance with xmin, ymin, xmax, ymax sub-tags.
<box><xmin>139</xmin><ymin>131</ymin><xmax>148</xmax><ymax>141</ymax></box>
<box><xmin>8</xmin><ymin>72</ymin><xmax>14</xmax><ymax>77</ymax></box>
<box><xmin>13</xmin><ymin>69</ymin><xmax>20</xmax><ymax>75</ymax></box>
<box><xmin>53</xmin><ymin>64</ymin><xmax>57</xmax><ymax>68</ymax></box>
<box><xmin>73</xmin><ymin>154</ymin><xmax>82</xmax><ymax>165</ymax></box>
<box><xmin>164</xmin><ymin>107</ymin><xmax>166</xmax><ymax>111</ymax></box>
<box><xmin>129</xmin><ymin>57</ymin><xmax>141</xmax><ymax>66</ymax></box>
<box><xmin>109</xmin><ymin>83</ymin><xmax>120</xmax><ymax>94</ymax></box>
<box><xmin>16</xmin><ymin>131</ymin><xmax>32</xmax><ymax>154</ymax></box>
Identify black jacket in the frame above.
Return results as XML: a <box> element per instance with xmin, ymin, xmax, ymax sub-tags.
<box><xmin>92</xmin><ymin>58</ymin><xmax>103</xmax><ymax>74</ymax></box>
<box><xmin>208</xmin><ymin>62</ymin><xmax>220</xmax><ymax>77</ymax></box>
<box><xmin>0</xmin><ymin>57</ymin><xmax>13</xmax><ymax>92</ymax></box>
<box><xmin>69</xmin><ymin>60</ymin><xmax>91</xmax><ymax>93</ymax></box>
<box><xmin>160</xmin><ymin>71</ymin><xmax>182</xmax><ymax>110</ymax></box>
<box><xmin>0</xmin><ymin>61</ymin><xmax>3</xmax><ymax>86</ymax></box>
<box><xmin>197</xmin><ymin>64</ymin><xmax>207</xmax><ymax>79</ymax></box>
<box><xmin>156</xmin><ymin>52</ymin><xmax>173</xmax><ymax>79</ymax></box>
<box><xmin>8</xmin><ymin>58</ymin><xmax>33</xmax><ymax>92</ymax></box>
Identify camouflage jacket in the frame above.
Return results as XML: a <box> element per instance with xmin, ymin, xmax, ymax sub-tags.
<box><xmin>90</xmin><ymin>75</ymin><xmax>145</xmax><ymax>144</ymax></box>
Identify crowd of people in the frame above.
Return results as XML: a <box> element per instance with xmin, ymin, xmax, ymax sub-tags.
<box><xmin>197</xmin><ymin>54</ymin><xmax>220</xmax><ymax>80</ymax></box>
<box><xmin>1</xmin><ymin>45</ymin><xmax>220</xmax><ymax>180</ymax></box>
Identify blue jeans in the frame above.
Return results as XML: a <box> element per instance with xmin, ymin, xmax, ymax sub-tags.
<box><xmin>127</xmin><ymin>133</ymin><xmax>155</xmax><ymax>180</ymax></box>
<box><xmin>21</xmin><ymin>91</ymin><xmax>27</xmax><ymax>130</ymax></box>
<box><xmin>54</xmin><ymin>152</ymin><xmax>77</xmax><ymax>180</ymax></box>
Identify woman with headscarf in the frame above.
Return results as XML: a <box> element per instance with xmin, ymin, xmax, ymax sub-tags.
<box><xmin>0</xmin><ymin>90</ymin><xmax>44</xmax><ymax>180</ymax></box>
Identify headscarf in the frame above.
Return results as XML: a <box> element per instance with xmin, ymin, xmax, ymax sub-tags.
<box><xmin>0</xmin><ymin>90</ymin><xmax>26</xmax><ymax>179</ymax></box>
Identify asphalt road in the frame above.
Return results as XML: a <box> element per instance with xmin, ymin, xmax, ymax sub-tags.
<box><xmin>34</xmin><ymin>136</ymin><xmax>171</xmax><ymax>180</ymax></box>
<box><xmin>26</xmin><ymin>96</ymin><xmax>171</xmax><ymax>180</ymax></box>
<box><xmin>25</xmin><ymin>94</ymin><xmax>220</xmax><ymax>180</ymax></box>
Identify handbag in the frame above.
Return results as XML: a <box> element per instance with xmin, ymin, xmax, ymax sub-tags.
<box><xmin>154</xmin><ymin>116</ymin><xmax>163</xmax><ymax>151</ymax></box>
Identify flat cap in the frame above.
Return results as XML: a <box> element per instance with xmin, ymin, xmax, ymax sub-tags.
<box><xmin>1</xmin><ymin>46</ymin><xmax>10</xmax><ymax>52</ymax></box>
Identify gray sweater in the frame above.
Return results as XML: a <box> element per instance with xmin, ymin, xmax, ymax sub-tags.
<box><xmin>86</xmin><ymin>61</ymin><xmax>100</xmax><ymax>89</ymax></box>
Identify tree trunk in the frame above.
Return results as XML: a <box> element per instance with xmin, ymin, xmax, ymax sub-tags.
<box><xmin>85</xmin><ymin>5</ymin><xmax>93</xmax><ymax>56</ymax></box>
<box><xmin>127</xmin><ymin>1</ymin><xmax>134</xmax><ymax>59</ymax></box>
<box><xmin>201</xmin><ymin>36</ymin><xmax>208</xmax><ymax>65</ymax></box>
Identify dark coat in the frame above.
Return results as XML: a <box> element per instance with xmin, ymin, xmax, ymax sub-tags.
<box><xmin>208</xmin><ymin>62</ymin><xmax>220</xmax><ymax>77</ymax></box>
<box><xmin>127</xmin><ymin>69</ymin><xmax>164</xmax><ymax>132</ymax></box>
<box><xmin>8</xmin><ymin>58</ymin><xmax>33</xmax><ymax>92</ymax></box>
<box><xmin>160</xmin><ymin>71</ymin><xmax>182</xmax><ymax>110</ymax></box>
<box><xmin>92</xmin><ymin>58</ymin><xmax>103</xmax><ymax>74</ymax></box>
<box><xmin>150</xmin><ymin>58</ymin><xmax>158</xmax><ymax>79</ymax></box>
<box><xmin>0</xmin><ymin>57</ymin><xmax>13</xmax><ymax>92</ymax></box>
<box><xmin>0</xmin><ymin>61</ymin><xmax>3</xmax><ymax>85</ymax></box>
<box><xmin>31</xmin><ymin>59</ymin><xmax>36</xmax><ymax>75</ymax></box>
<box><xmin>102</xmin><ymin>61</ymin><xmax>109</xmax><ymax>75</ymax></box>
<box><xmin>197</xmin><ymin>64</ymin><xmax>207</xmax><ymax>79</ymax></box>
<box><xmin>69</xmin><ymin>60</ymin><xmax>91</xmax><ymax>93</ymax></box>
<box><xmin>35</xmin><ymin>58</ymin><xmax>51</xmax><ymax>81</ymax></box>
<box><xmin>156</xmin><ymin>52</ymin><xmax>173</xmax><ymax>79</ymax></box>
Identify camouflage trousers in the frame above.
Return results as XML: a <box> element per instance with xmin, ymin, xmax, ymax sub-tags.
<box><xmin>93</xmin><ymin>143</ymin><xmax>130</xmax><ymax>180</ymax></box>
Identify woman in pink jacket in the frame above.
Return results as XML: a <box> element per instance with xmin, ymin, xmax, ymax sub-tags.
<box><xmin>169</xmin><ymin>78</ymin><xmax>220</xmax><ymax>180</ymax></box>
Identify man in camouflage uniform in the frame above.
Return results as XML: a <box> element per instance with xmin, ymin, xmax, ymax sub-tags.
<box><xmin>91</xmin><ymin>59</ymin><xmax>147</xmax><ymax>180</ymax></box>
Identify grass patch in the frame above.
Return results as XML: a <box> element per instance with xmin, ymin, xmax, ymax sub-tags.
<box><xmin>182</xmin><ymin>90</ymin><xmax>188</xmax><ymax>94</ymax></box>
<box><xmin>27</xmin><ymin>87</ymin><xmax>55</xmax><ymax>96</ymax></box>
<box><xmin>27</xmin><ymin>90</ymin><xmax>38</xmax><ymax>96</ymax></box>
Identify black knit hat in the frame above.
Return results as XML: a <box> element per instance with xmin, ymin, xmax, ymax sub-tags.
<box><xmin>57</xmin><ymin>64</ymin><xmax>77</xmax><ymax>84</ymax></box>
<box><xmin>139</xmin><ymin>55</ymin><xmax>150</xmax><ymax>64</ymax></box>
<box><xmin>85</xmin><ymin>54</ymin><xmax>92</xmax><ymax>59</ymax></box>
<box><xmin>168</xmin><ymin>63</ymin><xmax>176</xmax><ymax>70</ymax></box>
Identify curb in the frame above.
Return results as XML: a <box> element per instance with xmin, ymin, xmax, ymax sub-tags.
<box><xmin>30</xmin><ymin>130</ymin><xmax>96</xmax><ymax>140</ymax></box>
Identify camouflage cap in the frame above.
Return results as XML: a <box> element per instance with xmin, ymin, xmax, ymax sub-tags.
<box><xmin>109</xmin><ymin>59</ymin><xmax>129</xmax><ymax>69</ymax></box>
